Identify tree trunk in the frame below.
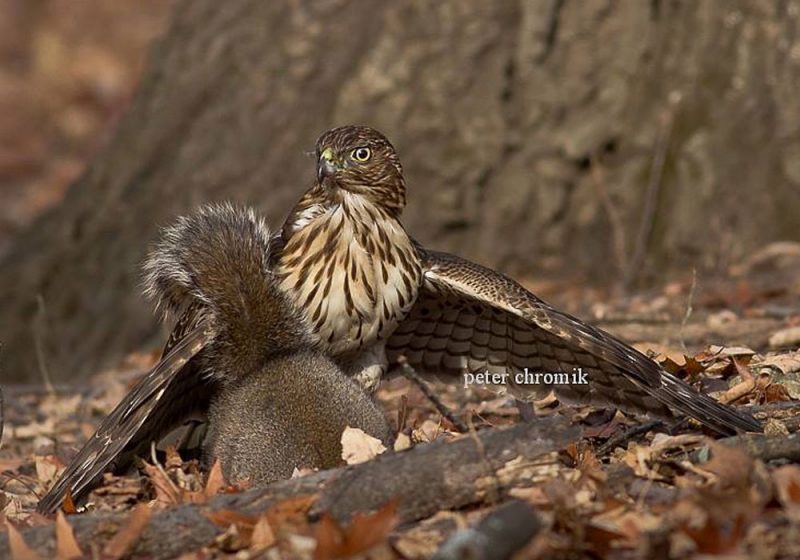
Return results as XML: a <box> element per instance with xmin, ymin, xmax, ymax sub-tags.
<box><xmin>1</xmin><ymin>0</ymin><xmax>799</xmax><ymax>382</ymax></box>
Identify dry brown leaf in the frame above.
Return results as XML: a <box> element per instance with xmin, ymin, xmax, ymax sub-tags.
<box><xmin>762</xmin><ymin>381</ymin><xmax>793</xmax><ymax>403</ymax></box>
<box><xmin>250</xmin><ymin>515</ymin><xmax>276</xmax><ymax>551</ymax></box>
<box><xmin>11</xmin><ymin>420</ymin><xmax>55</xmax><ymax>440</ymax></box>
<box><xmin>313</xmin><ymin>500</ymin><xmax>398</xmax><ymax>560</ymax></box>
<box><xmin>393</xmin><ymin>433</ymin><xmax>411</xmax><ymax>451</ymax></box>
<box><xmin>697</xmin><ymin>443</ymin><xmax>752</xmax><ymax>488</ymax></box>
<box><xmin>164</xmin><ymin>446</ymin><xmax>183</xmax><ymax>470</ymax></box>
<box><xmin>61</xmin><ymin>489</ymin><xmax>77</xmax><ymax>514</ymax></box>
<box><xmin>341</xmin><ymin>427</ymin><xmax>386</xmax><ymax>465</ymax></box>
<box><xmin>205</xmin><ymin>509</ymin><xmax>259</xmax><ymax>530</ymax></box>
<box><xmin>142</xmin><ymin>461</ymin><xmax>180</xmax><ymax>505</ymax></box>
<box><xmin>103</xmin><ymin>503</ymin><xmax>153</xmax><ymax>559</ymax></box>
<box><xmin>773</xmin><ymin>465</ymin><xmax>800</xmax><ymax>512</ymax></box>
<box><xmin>34</xmin><ymin>456</ymin><xmax>59</xmax><ymax>487</ymax></box>
<box><xmin>205</xmin><ymin>509</ymin><xmax>261</xmax><ymax>548</ymax></box>
<box><xmin>698</xmin><ymin>345</ymin><xmax>755</xmax><ymax>361</ymax></box>
<box><xmin>265</xmin><ymin>495</ymin><xmax>316</xmax><ymax>527</ymax></box>
<box><xmin>411</xmin><ymin>419</ymin><xmax>441</xmax><ymax>443</ymax></box>
<box><xmin>55</xmin><ymin>511</ymin><xmax>83</xmax><ymax>560</ymax></box>
<box><xmin>204</xmin><ymin>459</ymin><xmax>225</xmax><ymax>497</ymax></box>
<box><xmin>7</xmin><ymin>521</ymin><xmax>43</xmax><ymax>560</ymax></box>
<box><xmin>718</xmin><ymin>358</ymin><xmax>756</xmax><ymax>404</ymax></box>
<box><xmin>679</xmin><ymin>511</ymin><xmax>746</xmax><ymax>555</ymax></box>
<box><xmin>769</xmin><ymin>326</ymin><xmax>800</xmax><ymax>349</ymax></box>
<box><xmin>760</xmin><ymin>352</ymin><xmax>800</xmax><ymax>375</ymax></box>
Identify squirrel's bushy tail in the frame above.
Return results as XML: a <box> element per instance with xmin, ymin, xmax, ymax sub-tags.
<box><xmin>143</xmin><ymin>203</ymin><xmax>309</xmax><ymax>377</ymax></box>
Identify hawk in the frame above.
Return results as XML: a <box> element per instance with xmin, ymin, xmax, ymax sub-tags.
<box><xmin>38</xmin><ymin>125</ymin><xmax>761</xmax><ymax>513</ymax></box>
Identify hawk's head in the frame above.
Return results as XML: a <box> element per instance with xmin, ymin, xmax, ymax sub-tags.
<box><xmin>314</xmin><ymin>125</ymin><xmax>406</xmax><ymax>212</ymax></box>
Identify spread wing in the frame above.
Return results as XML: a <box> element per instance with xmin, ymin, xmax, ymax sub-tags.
<box><xmin>386</xmin><ymin>249</ymin><xmax>761</xmax><ymax>436</ymax></box>
<box><xmin>37</xmin><ymin>317</ymin><xmax>215</xmax><ymax>514</ymax></box>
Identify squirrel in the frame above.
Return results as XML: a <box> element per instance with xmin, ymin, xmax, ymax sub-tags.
<box><xmin>146</xmin><ymin>203</ymin><xmax>392</xmax><ymax>483</ymax></box>
<box><xmin>36</xmin><ymin>203</ymin><xmax>392</xmax><ymax>513</ymax></box>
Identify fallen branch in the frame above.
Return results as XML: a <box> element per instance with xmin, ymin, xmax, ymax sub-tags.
<box><xmin>433</xmin><ymin>499</ymin><xmax>542</xmax><ymax>560</ymax></box>
<box><xmin>596</xmin><ymin>420</ymin><xmax>663</xmax><ymax>455</ymax></box>
<box><xmin>5</xmin><ymin>417</ymin><xmax>579</xmax><ymax>559</ymax></box>
<box><xmin>692</xmin><ymin>433</ymin><xmax>800</xmax><ymax>464</ymax></box>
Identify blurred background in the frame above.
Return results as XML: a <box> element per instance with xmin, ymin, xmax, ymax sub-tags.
<box><xmin>1</xmin><ymin>0</ymin><xmax>800</xmax><ymax>383</ymax></box>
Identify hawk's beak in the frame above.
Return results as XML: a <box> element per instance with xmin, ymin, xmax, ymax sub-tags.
<box><xmin>318</xmin><ymin>147</ymin><xmax>337</xmax><ymax>182</ymax></box>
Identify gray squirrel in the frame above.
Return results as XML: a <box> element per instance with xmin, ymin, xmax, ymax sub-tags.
<box><xmin>37</xmin><ymin>203</ymin><xmax>391</xmax><ymax>512</ymax></box>
<box><xmin>149</xmin><ymin>204</ymin><xmax>392</xmax><ymax>483</ymax></box>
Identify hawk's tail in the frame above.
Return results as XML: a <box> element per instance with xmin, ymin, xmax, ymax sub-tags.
<box><xmin>657</xmin><ymin>372</ymin><xmax>762</xmax><ymax>435</ymax></box>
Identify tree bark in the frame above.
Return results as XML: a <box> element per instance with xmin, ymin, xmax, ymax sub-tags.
<box><xmin>2</xmin><ymin>0</ymin><xmax>799</xmax><ymax>381</ymax></box>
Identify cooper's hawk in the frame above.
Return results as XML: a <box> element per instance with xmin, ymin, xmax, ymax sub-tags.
<box><xmin>38</xmin><ymin>125</ymin><xmax>760</xmax><ymax>513</ymax></box>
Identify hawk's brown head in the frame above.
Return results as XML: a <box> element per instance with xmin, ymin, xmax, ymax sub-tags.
<box><xmin>314</xmin><ymin>125</ymin><xmax>406</xmax><ymax>212</ymax></box>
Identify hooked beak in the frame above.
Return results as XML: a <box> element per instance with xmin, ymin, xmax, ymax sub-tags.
<box><xmin>317</xmin><ymin>147</ymin><xmax>337</xmax><ymax>182</ymax></box>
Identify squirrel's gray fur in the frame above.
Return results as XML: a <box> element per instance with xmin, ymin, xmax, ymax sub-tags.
<box><xmin>145</xmin><ymin>203</ymin><xmax>391</xmax><ymax>484</ymax></box>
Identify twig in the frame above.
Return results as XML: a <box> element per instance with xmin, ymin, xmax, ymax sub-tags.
<box><xmin>749</xmin><ymin>401</ymin><xmax>800</xmax><ymax>414</ymax></box>
<box><xmin>692</xmin><ymin>433</ymin><xmax>800</xmax><ymax>463</ymax></box>
<box><xmin>597</xmin><ymin>420</ymin><xmax>663</xmax><ymax>455</ymax></box>
<box><xmin>150</xmin><ymin>441</ymin><xmax>180</xmax><ymax>498</ymax></box>
<box><xmin>0</xmin><ymin>385</ymin><xmax>4</xmax><ymax>449</ymax></box>
<box><xmin>718</xmin><ymin>359</ymin><xmax>755</xmax><ymax>405</ymax></box>
<box><xmin>679</xmin><ymin>268</ymin><xmax>697</xmax><ymax>353</ymax></box>
<box><xmin>34</xmin><ymin>295</ymin><xmax>55</xmax><ymax>394</ymax></box>
<box><xmin>398</xmin><ymin>357</ymin><xmax>469</xmax><ymax>433</ymax></box>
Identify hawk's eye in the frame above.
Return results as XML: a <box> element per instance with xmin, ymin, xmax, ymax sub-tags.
<box><xmin>351</xmin><ymin>147</ymin><xmax>371</xmax><ymax>163</ymax></box>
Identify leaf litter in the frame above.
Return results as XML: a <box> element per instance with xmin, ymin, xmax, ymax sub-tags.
<box><xmin>2</xmin><ymin>266</ymin><xmax>800</xmax><ymax>557</ymax></box>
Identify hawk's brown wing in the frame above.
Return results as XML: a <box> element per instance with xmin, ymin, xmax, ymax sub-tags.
<box><xmin>386</xmin><ymin>249</ymin><xmax>761</xmax><ymax>436</ymax></box>
<box><xmin>37</xmin><ymin>319</ymin><xmax>215</xmax><ymax>514</ymax></box>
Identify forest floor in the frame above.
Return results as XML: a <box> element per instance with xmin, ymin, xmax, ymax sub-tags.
<box><xmin>3</xmin><ymin>243</ymin><xmax>800</xmax><ymax>559</ymax></box>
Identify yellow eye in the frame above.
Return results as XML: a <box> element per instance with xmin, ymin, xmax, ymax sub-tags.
<box><xmin>351</xmin><ymin>147</ymin><xmax>371</xmax><ymax>162</ymax></box>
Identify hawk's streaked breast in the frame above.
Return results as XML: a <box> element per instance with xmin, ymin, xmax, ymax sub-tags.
<box><xmin>277</xmin><ymin>191</ymin><xmax>422</xmax><ymax>358</ymax></box>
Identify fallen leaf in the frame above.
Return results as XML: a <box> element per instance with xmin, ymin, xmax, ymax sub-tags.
<box><xmin>61</xmin><ymin>490</ymin><xmax>77</xmax><ymax>514</ymax></box>
<box><xmin>250</xmin><ymin>515</ymin><xmax>276</xmax><ymax>551</ymax></box>
<box><xmin>7</xmin><ymin>521</ymin><xmax>42</xmax><ymax>560</ymax></box>
<box><xmin>393</xmin><ymin>433</ymin><xmax>411</xmax><ymax>451</ymax></box>
<box><xmin>265</xmin><ymin>495</ymin><xmax>316</xmax><ymax>527</ymax></box>
<box><xmin>341</xmin><ymin>427</ymin><xmax>386</xmax><ymax>465</ymax></box>
<box><xmin>103</xmin><ymin>504</ymin><xmax>153</xmax><ymax>559</ymax></box>
<box><xmin>204</xmin><ymin>459</ymin><xmax>225</xmax><ymax>497</ymax></box>
<box><xmin>701</xmin><ymin>345</ymin><xmax>755</xmax><ymax>360</ymax></box>
<box><xmin>696</xmin><ymin>443</ymin><xmax>752</xmax><ymax>488</ymax></box>
<box><xmin>760</xmin><ymin>352</ymin><xmax>800</xmax><ymax>375</ymax></box>
<box><xmin>411</xmin><ymin>419</ymin><xmax>441</xmax><ymax>443</ymax></box>
<box><xmin>12</xmin><ymin>420</ymin><xmax>55</xmax><ymax>440</ymax></box>
<box><xmin>206</xmin><ymin>509</ymin><xmax>258</xmax><ymax>529</ymax></box>
<box><xmin>164</xmin><ymin>446</ymin><xmax>183</xmax><ymax>470</ymax></box>
<box><xmin>769</xmin><ymin>326</ymin><xmax>800</xmax><ymax>349</ymax></box>
<box><xmin>773</xmin><ymin>465</ymin><xmax>800</xmax><ymax>511</ymax></box>
<box><xmin>677</xmin><ymin>508</ymin><xmax>746</xmax><ymax>555</ymax></box>
<box><xmin>55</xmin><ymin>511</ymin><xmax>82</xmax><ymax>559</ymax></box>
<box><xmin>205</xmin><ymin>509</ymin><xmax>261</xmax><ymax>549</ymax></box>
<box><xmin>313</xmin><ymin>500</ymin><xmax>398</xmax><ymax>560</ymax></box>
<box><xmin>142</xmin><ymin>461</ymin><xmax>180</xmax><ymax>505</ymax></box>
<box><xmin>34</xmin><ymin>456</ymin><xmax>59</xmax><ymax>487</ymax></box>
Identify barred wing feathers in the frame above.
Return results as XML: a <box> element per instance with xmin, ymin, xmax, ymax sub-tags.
<box><xmin>387</xmin><ymin>249</ymin><xmax>761</xmax><ymax>436</ymax></box>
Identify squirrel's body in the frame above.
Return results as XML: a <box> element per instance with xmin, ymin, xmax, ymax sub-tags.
<box><xmin>148</xmin><ymin>203</ymin><xmax>391</xmax><ymax>483</ymax></box>
<box><xmin>206</xmin><ymin>351</ymin><xmax>390</xmax><ymax>483</ymax></box>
